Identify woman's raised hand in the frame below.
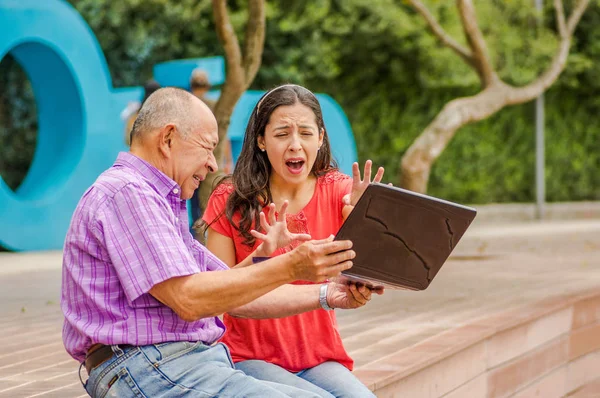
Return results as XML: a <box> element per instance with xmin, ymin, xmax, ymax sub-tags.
<box><xmin>250</xmin><ymin>200</ymin><xmax>312</xmax><ymax>257</ymax></box>
<box><xmin>342</xmin><ymin>160</ymin><xmax>385</xmax><ymax>208</ymax></box>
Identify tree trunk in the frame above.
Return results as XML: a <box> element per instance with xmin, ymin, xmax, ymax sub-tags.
<box><xmin>195</xmin><ymin>0</ymin><xmax>265</xmax><ymax>239</ymax></box>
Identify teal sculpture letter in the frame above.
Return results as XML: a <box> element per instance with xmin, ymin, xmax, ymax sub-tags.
<box><xmin>0</xmin><ymin>0</ymin><xmax>357</xmax><ymax>251</ymax></box>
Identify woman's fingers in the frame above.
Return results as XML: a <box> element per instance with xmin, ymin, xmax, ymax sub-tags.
<box><xmin>362</xmin><ymin>159</ymin><xmax>373</xmax><ymax>183</ymax></box>
<box><xmin>291</xmin><ymin>233</ymin><xmax>312</xmax><ymax>242</ymax></box>
<box><xmin>259</xmin><ymin>212</ymin><xmax>270</xmax><ymax>232</ymax></box>
<box><xmin>373</xmin><ymin>166</ymin><xmax>385</xmax><ymax>183</ymax></box>
<box><xmin>268</xmin><ymin>203</ymin><xmax>277</xmax><ymax>225</ymax></box>
<box><xmin>277</xmin><ymin>200</ymin><xmax>289</xmax><ymax>223</ymax></box>
<box><xmin>250</xmin><ymin>229</ymin><xmax>268</xmax><ymax>241</ymax></box>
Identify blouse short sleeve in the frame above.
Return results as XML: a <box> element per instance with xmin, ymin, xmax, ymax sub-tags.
<box><xmin>329</xmin><ymin>171</ymin><xmax>353</xmax><ymax>214</ymax></box>
<box><xmin>202</xmin><ymin>183</ymin><xmax>235</xmax><ymax>239</ymax></box>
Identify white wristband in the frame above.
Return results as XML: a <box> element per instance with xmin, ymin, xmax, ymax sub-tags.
<box><xmin>319</xmin><ymin>283</ymin><xmax>333</xmax><ymax>311</ymax></box>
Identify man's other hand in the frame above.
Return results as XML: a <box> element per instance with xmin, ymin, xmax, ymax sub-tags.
<box><xmin>326</xmin><ymin>281</ymin><xmax>384</xmax><ymax>310</ymax></box>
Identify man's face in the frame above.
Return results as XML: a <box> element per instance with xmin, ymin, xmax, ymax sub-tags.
<box><xmin>169</xmin><ymin>104</ymin><xmax>219</xmax><ymax>200</ymax></box>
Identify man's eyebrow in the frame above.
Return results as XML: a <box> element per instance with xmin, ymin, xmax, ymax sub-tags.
<box><xmin>274</xmin><ymin>125</ymin><xmax>289</xmax><ymax>131</ymax></box>
<box><xmin>299</xmin><ymin>124</ymin><xmax>316</xmax><ymax>130</ymax></box>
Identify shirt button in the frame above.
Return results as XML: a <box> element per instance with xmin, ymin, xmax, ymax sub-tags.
<box><xmin>175</xmin><ymin>217</ymin><xmax>179</xmax><ymax>223</ymax></box>
<box><xmin>173</xmin><ymin>188</ymin><xmax>179</xmax><ymax>194</ymax></box>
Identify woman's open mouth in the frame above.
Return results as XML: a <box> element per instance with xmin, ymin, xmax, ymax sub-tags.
<box><xmin>285</xmin><ymin>159</ymin><xmax>305</xmax><ymax>175</ymax></box>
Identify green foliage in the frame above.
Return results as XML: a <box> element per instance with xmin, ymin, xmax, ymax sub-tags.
<box><xmin>0</xmin><ymin>56</ymin><xmax>37</xmax><ymax>191</ymax></box>
<box><xmin>68</xmin><ymin>0</ymin><xmax>222</xmax><ymax>86</ymax></box>
<box><xmin>1</xmin><ymin>0</ymin><xmax>599</xmax><ymax>203</ymax></box>
<box><xmin>258</xmin><ymin>0</ymin><xmax>600</xmax><ymax>203</ymax></box>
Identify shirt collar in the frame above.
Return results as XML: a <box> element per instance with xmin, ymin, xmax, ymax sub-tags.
<box><xmin>114</xmin><ymin>152</ymin><xmax>181</xmax><ymax>199</ymax></box>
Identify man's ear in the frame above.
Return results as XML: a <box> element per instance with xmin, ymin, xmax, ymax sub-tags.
<box><xmin>158</xmin><ymin>124</ymin><xmax>176</xmax><ymax>158</ymax></box>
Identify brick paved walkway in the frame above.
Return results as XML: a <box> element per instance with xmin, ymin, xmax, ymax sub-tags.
<box><xmin>1</xmin><ymin>218</ymin><xmax>599</xmax><ymax>397</ymax></box>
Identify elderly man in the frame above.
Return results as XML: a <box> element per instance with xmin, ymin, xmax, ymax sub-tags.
<box><xmin>62</xmin><ymin>88</ymin><xmax>371</xmax><ymax>398</ymax></box>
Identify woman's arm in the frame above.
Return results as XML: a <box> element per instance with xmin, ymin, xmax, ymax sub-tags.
<box><xmin>206</xmin><ymin>227</ymin><xmax>272</xmax><ymax>268</ymax></box>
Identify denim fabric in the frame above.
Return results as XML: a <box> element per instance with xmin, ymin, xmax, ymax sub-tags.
<box><xmin>235</xmin><ymin>360</ymin><xmax>376</xmax><ymax>398</ymax></box>
<box><xmin>84</xmin><ymin>342</ymin><xmax>322</xmax><ymax>397</ymax></box>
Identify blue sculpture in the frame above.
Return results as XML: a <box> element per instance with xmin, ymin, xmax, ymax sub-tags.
<box><xmin>0</xmin><ymin>0</ymin><xmax>357</xmax><ymax>251</ymax></box>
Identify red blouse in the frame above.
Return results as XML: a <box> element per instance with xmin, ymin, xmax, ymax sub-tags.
<box><xmin>202</xmin><ymin>171</ymin><xmax>354</xmax><ymax>372</ymax></box>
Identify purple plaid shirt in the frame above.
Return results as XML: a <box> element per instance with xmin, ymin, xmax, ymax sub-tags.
<box><xmin>61</xmin><ymin>152</ymin><xmax>228</xmax><ymax>362</ymax></box>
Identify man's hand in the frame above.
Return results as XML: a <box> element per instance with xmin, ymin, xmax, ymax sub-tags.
<box><xmin>342</xmin><ymin>160</ymin><xmax>385</xmax><ymax>209</ymax></box>
<box><xmin>251</xmin><ymin>201</ymin><xmax>311</xmax><ymax>256</ymax></box>
<box><xmin>326</xmin><ymin>281</ymin><xmax>385</xmax><ymax>310</ymax></box>
<box><xmin>288</xmin><ymin>236</ymin><xmax>355</xmax><ymax>283</ymax></box>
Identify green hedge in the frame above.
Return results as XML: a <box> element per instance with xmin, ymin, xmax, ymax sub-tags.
<box><xmin>346</xmin><ymin>87</ymin><xmax>600</xmax><ymax>204</ymax></box>
<box><xmin>0</xmin><ymin>55</ymin><xmax>37</xmax><ymax>191</ymax></box>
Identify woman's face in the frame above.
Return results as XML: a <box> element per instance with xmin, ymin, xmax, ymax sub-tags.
<box><xmin>258</xmin><ymin>102</ymin><xmax>324</xmax><ymax>186</ymax></box>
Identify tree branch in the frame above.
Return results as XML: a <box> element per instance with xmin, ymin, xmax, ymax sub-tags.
<box><xmin>406</xmin><ymin>0</ymin><xmax>473</xmax><ymax>66</ymax></box>
<box><xmin>242</xmin><ymin>0</ymin><xmax>266</xmax><ymax>85</ymax></box>
<box><xmin>212</xmin><ymin>0</ymin><xmax>244</xmax><ymax>88</ymax></box>
<box><xmin>506</xmin><ymin>0</ymin><xmax>589</xmax><ymax>104</ymax></box>
<box><xmin>554</xmin><ymin>0</ymin><xmax>567</xmax><ymax>37</ymax></box>
<box><xmin>456</xmin><ymin>0</ymin><xmax>498</xmax><ymax>86</ymax></box>
<box><xmin>566</xmin><ymin>0</ymin><xmax>589</xmax><ymax>35</ymax></box>
<box><xmin>200</xmin><ymin>0</ymin><xmax>267</xmax><ymax>225</ymax></box>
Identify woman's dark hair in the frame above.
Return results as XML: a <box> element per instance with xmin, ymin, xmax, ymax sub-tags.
<box><xmin>206</xmin><ymin>84</ymin><xmax>338</xmax><ymax>247</ymax></box>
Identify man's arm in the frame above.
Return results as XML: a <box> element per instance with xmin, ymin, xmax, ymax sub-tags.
<box><xmin>227</xmin><ymin>281</ymin><xmax>376</xmax><ymax>319</ymax></box>
<box><xmin>149</xmin><ymin>239</ymin><xmax>355</xmax><ymax>322</ymax></box>
<box><xmin>104</xmin><ymin>183</ymin><xmax>355</xmax><ymax>323</ymax></box>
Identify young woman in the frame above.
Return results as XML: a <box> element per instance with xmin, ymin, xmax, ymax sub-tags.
<box><xmin>202</xmin><ymin>84</ymin><xmax>384</xmax><ymax>397</ymax></box>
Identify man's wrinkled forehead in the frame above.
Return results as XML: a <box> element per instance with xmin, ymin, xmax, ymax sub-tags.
<box><xmin>193</xmin><ymin>102</ymin><xmax>219</xmax><ymax>148</ymax></box>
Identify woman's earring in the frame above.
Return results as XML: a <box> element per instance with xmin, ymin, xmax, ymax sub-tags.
<box><xmin>260</xmin><ymin>148</ymin><xmax>265</xmax><ymax>152</ymax></box>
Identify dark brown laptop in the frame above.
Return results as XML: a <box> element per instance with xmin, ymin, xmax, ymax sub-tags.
<box><xmin>335</xmin><ymin>183</ymin><xmax>477</xmax><ymax>291</ymax></box>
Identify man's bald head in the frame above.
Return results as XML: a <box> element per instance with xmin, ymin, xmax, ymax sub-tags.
<box><xmin>130</xmin><ymin>87</ymin><xmax>212</xmax><ymax>144</ymax></box>
<box><xmin>128</xmin><ymin>86</ymin><xmax>219</xmax><ymax>200</ymax></box>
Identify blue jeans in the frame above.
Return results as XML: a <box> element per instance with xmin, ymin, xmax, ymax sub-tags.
<box><xmin>84</xmin><ymin>342</ymin><xmax>323</xmax><ymax>397</ymax></box>
<box><xmin>235</xmin><ymin>360</ymin><xmax>376</xmax><ymax>398</ymax></box>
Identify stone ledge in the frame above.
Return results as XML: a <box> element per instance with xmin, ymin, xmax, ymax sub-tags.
<box><xmin>355</xmin><ymin>288</ymin><xmax>600</xmax><ymax>397</ymax></box>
